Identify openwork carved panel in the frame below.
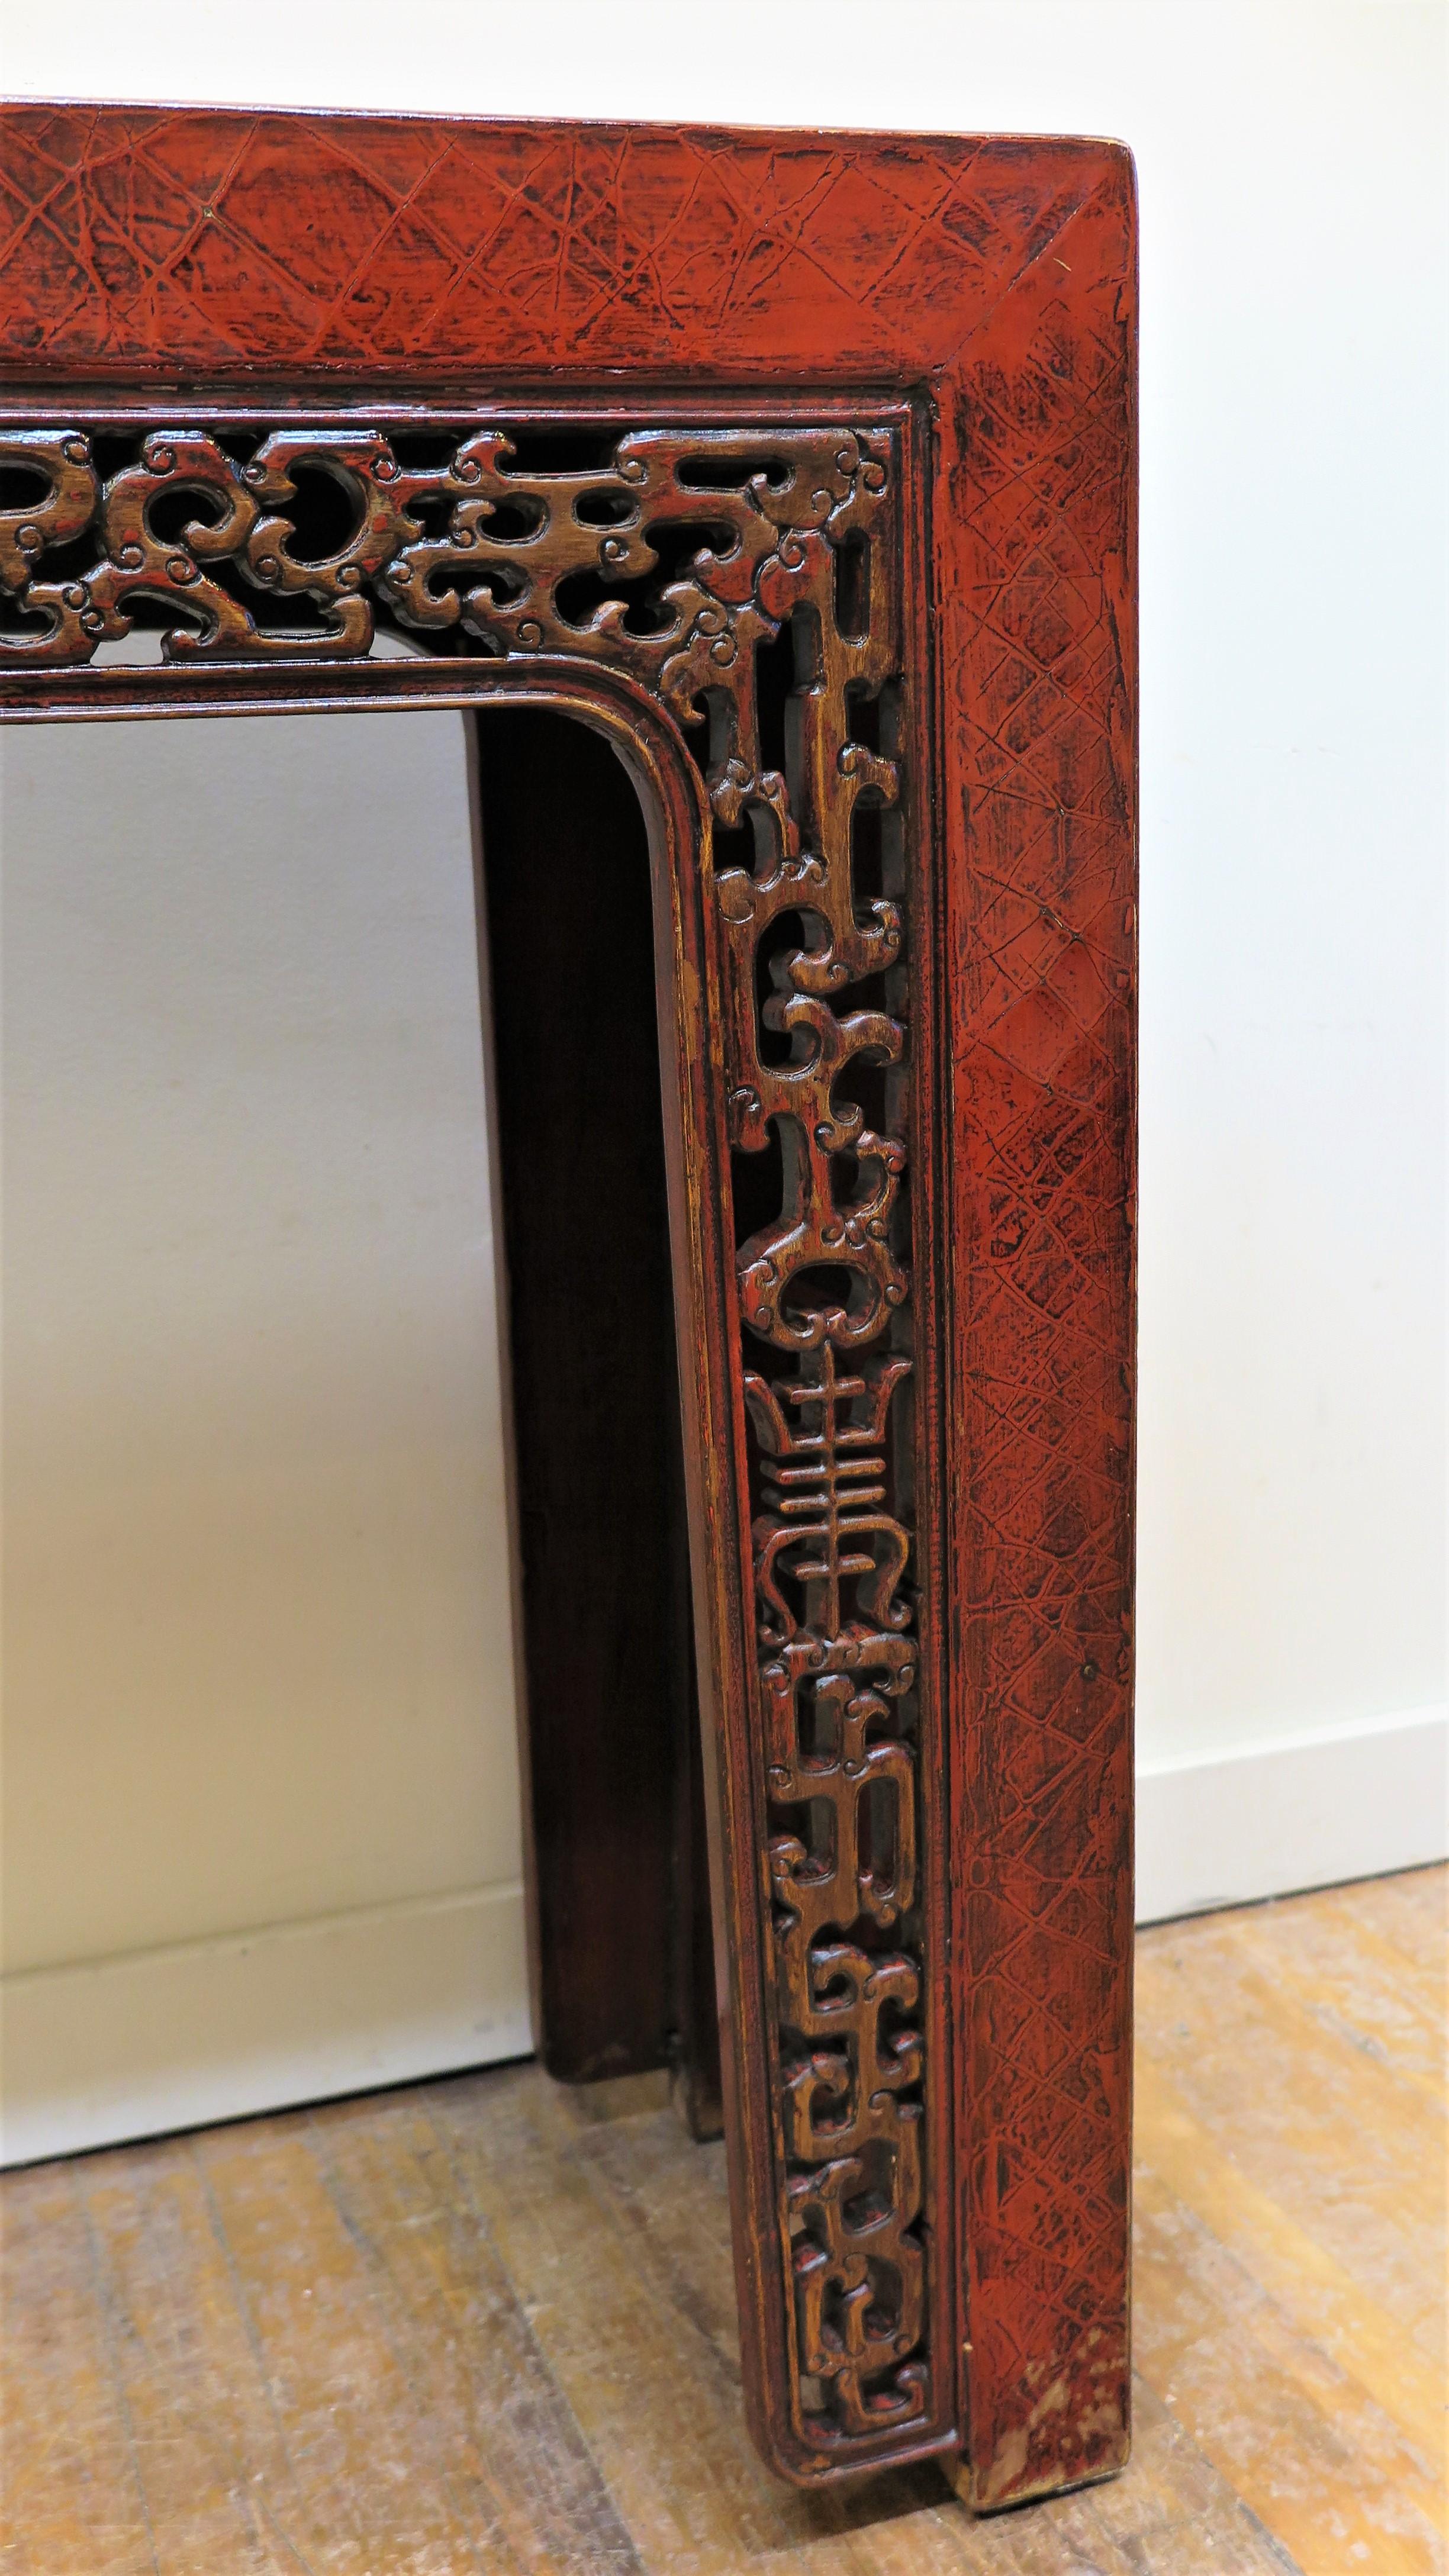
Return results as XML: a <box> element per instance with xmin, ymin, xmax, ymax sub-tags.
<box><xmin>0</xmin><ymin>413</ymin><xmax>932</xmax><ymax>2462</ymax></box>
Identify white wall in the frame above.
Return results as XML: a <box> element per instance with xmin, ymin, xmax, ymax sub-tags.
<box><xmin>1</xmin><ymin>0</ymin><xmax>1444</xmax><ymax>2157</ymax></box>
<box><xmin>0</xmin><ymin>710</ymin><xmax>530</xmax><ymax>2160</ymax></box>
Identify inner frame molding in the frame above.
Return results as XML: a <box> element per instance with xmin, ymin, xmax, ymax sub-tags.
<box><xmin>0</xmin><ymin>408</ymin><xmax>952</xmax><ymax>2480</ymax></box>
<box><xmin>0</xmin><ymin>101</ymin><xmax>1138</xmax><ymax>2515</ymax></box>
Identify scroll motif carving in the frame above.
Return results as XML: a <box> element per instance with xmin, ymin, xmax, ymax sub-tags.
<box><xmin>0</xmin><ymin>413</ymin><xmax>926</xmax><ymax>2457</ymax></box>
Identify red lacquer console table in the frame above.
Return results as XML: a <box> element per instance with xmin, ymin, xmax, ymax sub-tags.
<box><xmin>0</xmin><ymin>103</ymin><xmax>1137</xmax><ymax>2510</ymax></box>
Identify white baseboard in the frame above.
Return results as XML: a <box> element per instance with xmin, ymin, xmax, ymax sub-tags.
<box><xmin>1136</xmin><ymin>1704</ymin><xmax>1448</xmax><ymax>1925</ymax></box>
<box><xmin>0</xmin><ymin>1879</ymin><xmax>531</xmax><ymax>2168</ymax></box>
<box><xmin>6</xmin><ymin>1715</ymin><xmax>1444</xmax><ymax>2164</ymax></box>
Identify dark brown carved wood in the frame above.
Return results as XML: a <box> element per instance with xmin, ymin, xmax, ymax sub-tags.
<box><xmin>0</xmin><ymin>107</ymin><xmax>1137</xmax><ymax>2512</ymax></box>
<box><xmin>474</xmin><ymin>704</ymin><xmax>721</xmax><ymax>2136</ymax></box>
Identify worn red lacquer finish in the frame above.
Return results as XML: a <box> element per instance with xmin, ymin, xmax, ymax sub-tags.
<box><xmin>0</xmin><ymin>104</ymin><xmax>1136</xmax><ymax>2511</ymax></box>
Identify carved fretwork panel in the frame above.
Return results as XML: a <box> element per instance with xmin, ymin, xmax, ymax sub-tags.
<box><xmin>0</xmin><ymin>412</ymin><xmax>932</xmax><ymax>2467</ymax></box>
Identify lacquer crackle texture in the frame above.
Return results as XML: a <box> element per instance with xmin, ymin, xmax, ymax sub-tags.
<box><xmin>0</xmin><ymin>103</ymin><xmax>1136</xmax><ymax>2511</ymax></box>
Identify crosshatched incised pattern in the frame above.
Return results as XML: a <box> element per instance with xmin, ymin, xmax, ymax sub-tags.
<box><xmin>0</xmin><ymin>105</ymin><xmax>1105</xmax><ymax>380</ymax></box>
<box><xmin>941</xmin><ymin>200</ymin><xmax>1136</xmax><ymax>2503</ymax></box>
<box><xmin>0</xmin><ymin>413</ymin><xmax>929</xmax><ymax>2460</ymax></box>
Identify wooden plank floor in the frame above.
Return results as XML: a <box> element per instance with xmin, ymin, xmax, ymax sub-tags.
<box><xmin>3</xmin><ymin>1865</ymin><xmax>1444</xmax><ymax>2575</ymax></box>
